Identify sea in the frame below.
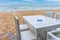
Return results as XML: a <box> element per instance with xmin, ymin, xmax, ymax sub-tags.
<box><xmin>0</xmin><ymin>1</ymin><xmax>60</xmax><ymax>12</ymax></box>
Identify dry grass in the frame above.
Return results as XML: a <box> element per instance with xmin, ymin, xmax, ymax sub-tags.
<box><xmin>0</xmin><ymin>13</ymin><xmax>16</xmax><ymax>40</ymax></box>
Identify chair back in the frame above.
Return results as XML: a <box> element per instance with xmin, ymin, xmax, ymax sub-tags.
<box><xmin>45</xmin><ymin>11</ymin><xmax>54</xmax><ymax>18</ymax></box>
<box><xmin>13</xmin><ymin>13</ymin><xmax>21</xmax><ymax>40</ymax></box>
<box><xmin>56</xmin><ymin>12</ymin><xmax>60</xmax><ymax>19</ymax></box>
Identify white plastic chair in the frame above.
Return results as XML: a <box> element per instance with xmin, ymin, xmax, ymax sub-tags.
<box><xmin>45</xmin><ymin>11</ymin><xmax>54</xmax><ymax>18</ymax></box>
<box><xmin>13</xmin><ymin>13</ymin><xmax>29</xmax><ymax>32</ymax></box>
<box><xmin>55</xmin><ymin>12</ymin><xmax>60</xmax><ymax>31</ymax></box>
<box><xmin>56</xmin><ymin>12</ymin><xmax>60</xmax><ymax>19</ymax></box>
<box><xmin>13</xmin><ymin>14</ymin><xmax>35</xmax><ymax>40</ymax></box>
<box><xmin>47</xmin><ymin>30</ymin><xmax>60</xmax><ymax>40</ymax></box>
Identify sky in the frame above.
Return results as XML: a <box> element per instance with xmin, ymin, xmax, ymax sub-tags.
<box><xmin>0</xmin><ymin>0</ymin><xmax>60</xmax><ymax>11</ymax></box>
<box><xmin>0</xmin><ymin>0</ymin><xmax>60</xmax><ymax>6</ymax></box>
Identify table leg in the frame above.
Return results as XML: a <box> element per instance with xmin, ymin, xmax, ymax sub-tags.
<box><xmin>35</xmin><ymin>30</ymin><xmax>41</xmax><ymax>40</ymax></box>
<box><xmin>35</xmin><ymin>30</ymin><xmax>39</xmax><ymax>40</ymax></box>
<box><xmin>36</xmin><ymin>30</ymin><xmax>47</xmax><ymax>40</ymax></box>
<box><xmin>39</xmin><ymin>31</ymin><xmax>47</xmax><ymax>40</ymax></box>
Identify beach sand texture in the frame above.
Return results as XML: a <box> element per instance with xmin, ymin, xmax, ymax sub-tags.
<box><xmin>0</xmin><ymin>10</ymin><xmax>60</xmax><ymax>40</ymax></box>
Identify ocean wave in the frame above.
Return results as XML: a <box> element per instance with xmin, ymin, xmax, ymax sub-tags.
<box><xmin>0</xmin><ymin>6</ymin><xmax>60</xmax><ymax>12</ymax></box>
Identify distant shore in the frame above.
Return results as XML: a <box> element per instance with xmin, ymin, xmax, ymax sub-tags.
<box><xmin>0</xmin><ymin>6</ymin><xmax>60</xmax><ymax>12</ymax></box>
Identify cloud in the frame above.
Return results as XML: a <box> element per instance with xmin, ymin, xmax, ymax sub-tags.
<box><xmin>47</xmin><ymin>0</ymin><xmax>60</xmax><ymax>1</ymax></box>
<box><xmin>22</xmin><ymin>0</ymin><xmax>35</xmax><ymax>2</ymax></box>
<box><xmin>0</xmin><ymin>1</ymin><xmax>26</xmax><ymax>5</ymax></box>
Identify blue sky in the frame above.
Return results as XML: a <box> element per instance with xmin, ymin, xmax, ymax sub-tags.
<box><xmin>0</xmin><ymin>0</ymin><xmax>59</xmax><ymax>3</ymax></box>
<box><xmin>0</xmin><ymin>0</ymin><xmax>60</xmax><ymax>6</ymax></box>
<box><xmin>0</xmin><ymin>0</ymin><xmax>60</xmax><ymax>2</ymax></box>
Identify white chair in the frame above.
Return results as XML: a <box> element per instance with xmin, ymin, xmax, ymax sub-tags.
<box><xmin>46</xmin><ymin>12</ymin><xmax>60</xmax><ymax>40</ymax></box>
<box><xmin>45</xmin><ymin>11</ymin><xmax>54</xmax><ymax>18</ymax></box>
<box><xmin>56</xmin><ymin>12</ymin><xmax>60</xmax><ymax>19</ymax></box>
<box><xmin>55</xmin><ymin>12</ymin><xmax>60</xmax><ymax>31</ymax></box>
<box><xmin>13</xmin><ymin>14</ymin><xmax>35</xmax><ymax>40</ymax></box>
<box><xmin>47</xmin><ymin>30</ymin><xmax>60</xmax><ymax>40</ymax></box>
<box><xmin>13</xmin><ymin>13</ymin><xmax>29</xmax><ymax>32</ymax></box>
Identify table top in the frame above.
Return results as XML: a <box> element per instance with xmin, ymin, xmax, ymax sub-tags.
<box><xmin>23</xmin><ymin>15</ymin><xmax>60</xmax><ymax>30</ymax></box>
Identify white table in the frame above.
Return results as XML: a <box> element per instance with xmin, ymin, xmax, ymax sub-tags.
<box><xmin>22</xmin><ymin>15</ymin><xmax>60</xmax><ymax>40</ymax></box>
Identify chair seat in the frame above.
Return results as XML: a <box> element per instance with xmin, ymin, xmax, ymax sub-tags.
<box><xmin>19</xmin><ymin>24</ymin><xmax>29</xmax><ymax>31</ymax></box>
<box><xmin>21</xmin><ymin>30</ymin><xmax>35</xmax><ymax>40</ymax></box>
<box><xmin>56</xmin><ymin>28</ymin><xmax>60</xmax><ymax>30</ymax></box>
<box><xmin>9</xmin><ymin>30</ymin><xmax>35</xmax><ymax>40</ymax></box>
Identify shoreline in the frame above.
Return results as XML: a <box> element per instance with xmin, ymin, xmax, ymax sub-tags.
<box><xmin>0</xmin><ymin>7</ymin><xmax>60</xmax><ymax>12</ymax></box>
